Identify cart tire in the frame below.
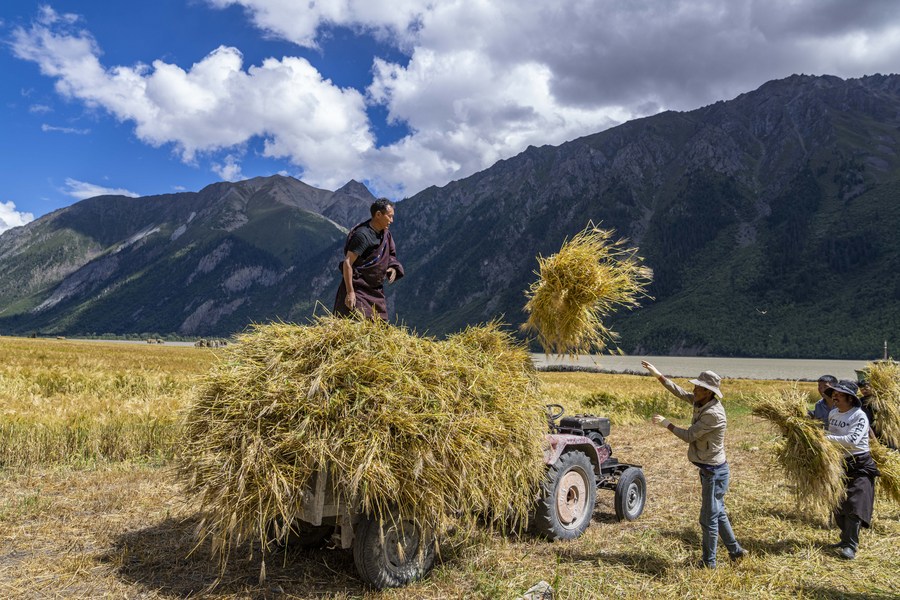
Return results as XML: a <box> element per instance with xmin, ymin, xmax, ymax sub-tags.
<box><xmin>533</xmin><ymin>450</ymin><xmax>597</xmax><ymax>540</ymax></box>
<box><xmin>353</xmin><ymin>510</ymin><xmax>435</xmax><ymax>589</ymax></box>
<box><xmin>614</xmin><ymin>467</ymin><xmax>646</xmax><ymax>521</ymax></box>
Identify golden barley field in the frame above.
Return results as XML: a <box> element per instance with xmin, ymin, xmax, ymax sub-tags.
<box><xmin>1</xmin><ymin>336</ymin><xmax>898</xmax><ymax>599</ymax></box>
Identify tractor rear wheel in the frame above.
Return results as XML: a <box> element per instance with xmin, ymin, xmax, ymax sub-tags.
<box><xmin>533</xmin><ymin>450</ymin><xmax>597</xmax><ymax>540</ymax></box>
<box><xmin>614</xmin><ymin>467</ymin><xmax>646</xmax><ymax>521</ymax></box>
<box><xmin>353</xmin><ymin>510</ymin><xmax>436</xmax><ymax>589</ymax></box>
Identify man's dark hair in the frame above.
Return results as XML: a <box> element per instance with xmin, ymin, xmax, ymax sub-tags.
<box><xmin>370</xmin><ymin>198</ymin><xmax>394</xmax><ymax>217</ymax></box>
<box><xmin>818</xmin><ymin>374</ymin><xmax>838</xmax><ymax>384</ymax></box>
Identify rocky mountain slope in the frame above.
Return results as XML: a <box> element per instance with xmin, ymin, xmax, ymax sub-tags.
<box><xmin>0</xmin><ymin>176</ymin><xmax>372</xmax><ymax>336</ymax></box>
<box><xmin>388</xmin><ymin>74</ymin><xmax>900</xmax><ymax>358</ymax></box>
<box><xmin>2</xmin><ymin>74</ymin><xmax>899</xmax><ymax>357</ymax></box>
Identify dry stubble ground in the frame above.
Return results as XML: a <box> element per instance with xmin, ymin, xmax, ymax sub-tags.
<box><xmin>0</xmin><ymin>339</ymin><xmax>898</xmax><ymax>599</ymax></box>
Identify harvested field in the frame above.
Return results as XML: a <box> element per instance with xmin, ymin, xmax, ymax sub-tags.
<box><xmin>1</xmin><ymin>337</ymin><xmax>899</xmax><ymax>598</ymax></box>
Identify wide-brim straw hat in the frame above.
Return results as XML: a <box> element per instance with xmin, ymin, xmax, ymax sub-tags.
<box><xmin>825</xmin><ymin>379</ymin><xmax>862</xmax><ymax>406</ymax></box>
<box><xmin>689</xmin><ymin>370</ymin><xmax>722</xmax><ymax>398</ymax></box>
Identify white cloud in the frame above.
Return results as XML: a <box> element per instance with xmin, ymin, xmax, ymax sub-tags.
<box><xmin>29</xmin><ymin>104</ymin><xmax>53</xmax><ymax>113</ymax></box>
<box><xmin>62</xmin><ymin>178</ymin><xmax>139</xmax><ymax>200</ymax></box>
<box><xmin>212</xmin><ymin>154</ymin><xmax>244</xmax><ymax>181</ymax></box>
<box><xmin>173</xmin><ymin>185</ymin><xmax>187</xmax><ymax>191</ymax></box>
<box><xmin>205</xmin><ymin>0</ymin><xmax>425</xmax><ymax>48</ymax></box>
<box><xmin>12</xmin><ymin>18</ymin><xmax>373</xmax><ymax>191</ymax></box>
<box><xmin>0</xmin><ymin>201</ymin><xmax>35</xmax><ymax>233</ymax></box>
<box><xmin>14</xmin><ymin>2</ymin><xmax>900</xmax><ymax>200</ymax></box>
<box><xmin>42</xmin><ymin>123</ymin><xmax>90</xmax><ymax>134</ymax></box>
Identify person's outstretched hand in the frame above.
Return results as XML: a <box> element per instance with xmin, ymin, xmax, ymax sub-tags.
<box><xmin>641</xmin><ymin>361</ymin><xmax>662</xmax><ymax>378</ymax></box>
<box><xmin>651</xmin><ymin>414</ymin><xmax>671</xmax><ymax>428</ymax></box>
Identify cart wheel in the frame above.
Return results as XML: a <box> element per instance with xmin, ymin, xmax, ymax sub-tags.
<box><xmin>533</xmin><ymin>450</ymin><xmax>597</xmax><ymax>540</ymax></box>
<box><xmin>353</xmin><ymin>510</ymin><xmax>435</xmax><ymax>589</ymax></box>
<box><xmin>614</xmin><ymin>467</ymin><xmax>646</xmax><ymax>521</ymax></box>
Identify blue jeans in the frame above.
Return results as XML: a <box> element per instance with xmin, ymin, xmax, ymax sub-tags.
<box><xmin>699</xmin><ymin>465</ymin><xmax>742</xmax><ymax>566</ymax></box>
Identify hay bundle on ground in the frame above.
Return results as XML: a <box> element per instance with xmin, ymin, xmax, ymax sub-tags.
<box><xmin>870</xmin><ymin>439</ymin><xmax>900</xmax><ymax>505</ymax></box>
<box><xmin>179</xmin><ymin>317</ymin><xmax>547</xmax><ymax>563</ymax></box>
<box><xmin>522</xmin><ymin>224</ymin><xmax>651</xmax><ymax>356</ymax></box>
<box><xmin>864</xmin><ymin>360</ymin><xmax>900</xmax><ymax>448</ymax></box>
<box><xmin>751</xmin><ymin>388</ymin><xmax>846</xmax><ymax>518</ymax></box>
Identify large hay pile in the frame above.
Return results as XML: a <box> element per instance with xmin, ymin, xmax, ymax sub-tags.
<box><xmin>751</xmin><ymin>388</ymin><xmax>846</xmax><ymax>518</ymax></box>
<box><xmin>864</xmin><ymin>360</ymin><xmax>900</xmax><ymax>448</ymax></box>
<box><xmin>522</xmin><ymin>224</ymin><xmax>652</xmax><ymax>356</ymax></box>
<box><xmin>179</xmin><ymin>318</ymin><xmax>548</xmax><ymax>562</ymax></box>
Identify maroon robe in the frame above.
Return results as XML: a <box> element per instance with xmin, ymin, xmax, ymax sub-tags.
<box><xmin>333</xmin><ymin>221</ymin><xmax>404</xmax><ymax>320</ymax></box>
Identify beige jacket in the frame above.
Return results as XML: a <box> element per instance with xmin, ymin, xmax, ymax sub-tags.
<box><xmin>660</xmin><ymin>377</ymin><xmax>727</xmax><ymax>466</ymax></box>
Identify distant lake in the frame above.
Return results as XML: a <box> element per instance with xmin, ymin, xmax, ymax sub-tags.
<box><xmin>532</xmin><ymin>354</ymin><xmax>872</xmax><ymax>381</ymax></box>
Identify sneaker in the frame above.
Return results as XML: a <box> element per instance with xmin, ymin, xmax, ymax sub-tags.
<box><xmin>693</xmin><ymin>559</ymin><xmax>716</xmax><ymax>569</ymax></box>
<box><xmin>729</xmin><ymin>549</ymin><xmax>748</xmax><ymax>563</ymax></box>
<box><xmin>839</xmin><ymin>546</ymin><xmax>856</xmax><ymax>560</ymax></box>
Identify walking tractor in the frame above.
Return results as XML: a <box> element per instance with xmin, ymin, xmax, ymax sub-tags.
<box><xmin>533</xmin><ymin>404</ymin><xmax>646</xmax><ymax>539</ymax></box>
<box><xmin>272</xmin><ymin>403</ymin><xmax>646</xmax><ymax>589</ymax></box>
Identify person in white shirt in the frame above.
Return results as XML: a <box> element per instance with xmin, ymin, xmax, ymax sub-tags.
<box><xmin>824</xmin><ymin>380</ymin><xmax>880</xmax><ymax>560</ymax></box>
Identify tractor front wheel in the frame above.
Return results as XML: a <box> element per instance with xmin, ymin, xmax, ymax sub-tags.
<box><xmin>614</xmin><ymin>467</ymin><xmax>646</xmax><ymax>521</ymax></box>
<box><xmin>533</xmin><ymin>450</ymin><xmax>597</xmax><ymax>540</ymax></box>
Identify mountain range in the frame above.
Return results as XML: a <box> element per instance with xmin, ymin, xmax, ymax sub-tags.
<box><xmin>2</xmin><ymin>73</ymin><xmax>899</xmax><ymax>358</ymax></box>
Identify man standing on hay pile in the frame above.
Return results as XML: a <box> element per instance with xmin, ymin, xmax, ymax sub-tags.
<box><xmin>824</xmin><ymin>380</ymin><xmax>880</xmax><ymax>560</ymax></box>
<box><xmin>641</xmin><ymin>361</ymin><xmax>747</xmax><ymax>569</ymax></box>
<box><xmin>333</xmin><ymin>198</ymin><xmax>404</xmax><ymax>320</ymax></box>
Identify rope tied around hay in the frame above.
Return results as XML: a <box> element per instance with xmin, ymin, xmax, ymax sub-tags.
<box><xmin>522</xmin><ymin>223</ymin><xmax>652</xmax><ymax>356</ymax></box>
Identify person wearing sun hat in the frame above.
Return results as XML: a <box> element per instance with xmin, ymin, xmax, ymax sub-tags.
<box><xmin>641</xmin><ymin>361</ymin><xmax>746</xmax><ymax>569</ymax></box>
<box><xmin>824</xmin><ymin>379</ymin><xmax>880</xmax><ymax>560</ymax></box>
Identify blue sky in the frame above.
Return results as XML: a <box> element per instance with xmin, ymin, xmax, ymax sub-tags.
<box><xmin>2</xmin><ymin>1</ymin><xmax>900</xmax><ymax>231</ymax></box>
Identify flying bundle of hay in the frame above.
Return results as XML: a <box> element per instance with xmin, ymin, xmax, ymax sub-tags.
<box><xmin>863</xmin><ymin>360</ymin><xmax>900</xmax><ymax>448</ymax></box>
<box><xmin>751</xmin><ymin>388</ymin><xmax>846</xmax><ymax>518</ymax></box>
<box><xmin>522</xmin><ymin>224</ymin><xmax>652</xmax><ymax>356</ymax></box>
<box><xmin>870</xmin><ymin>439</ymin><xmax>900</xmax><ymax>505</ymax></box>
<box><xmin>179</xmin><ymin>317</ymin><xmax>547</xmax><ymax>563</ymax></box>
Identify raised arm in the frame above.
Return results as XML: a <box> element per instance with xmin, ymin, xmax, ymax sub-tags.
<box><xmin>642</xmin><ymin>360</ymin><xmax>694</xmax><ymax>404</ymax></box>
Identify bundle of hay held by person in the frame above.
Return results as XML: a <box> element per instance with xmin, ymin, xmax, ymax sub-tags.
<box><xmin>751</xmin><ymin>388</ymin><xmax>846</xmax><ymax>518</ymax></box>
<box><xmin>863</xmin><ymin>360</ymin><xmax>900</xmax><ymax>448</ymax></box>
<box><xmin>522</xmin><ymin>224</ymin><xmax>652</xmax><ymax>356</ymax></box>
<box><xmin>179</xmin><ymin>317</ymin><xmax>548</xmax><ymax>565</ymax></box>
<box><xmin>870</xmin><ymin>439</ymin><xmax>900</xmax><ymax>505</ymax></box>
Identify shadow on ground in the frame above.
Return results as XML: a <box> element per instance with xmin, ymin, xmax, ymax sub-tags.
<box><xmin>558</xmin><ymin>545</ymin><xmax>673</xmax><ymax>576</ymax></box>
<box><xmin>797</xmin><ymin>586</ymin><xmax>900</xmax><ymax>600</ymax></box>
<box><xmin>742</xmin><ymin>502</ymin><xmax>831</xmax><ymax>529</ymax></box>
<box><xmin>98</xmin><ymin>515</ymin><xmax>367</xmax><ymax>598</ymax></box>
<box><xmin>658</xmin><ymin>525</ymin><xmax>810</xmax><ymax>558</ymax></box>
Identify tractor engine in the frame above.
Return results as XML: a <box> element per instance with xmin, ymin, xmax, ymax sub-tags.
<box><xmin>556</xmin><ymin>414</ymin><xmax>611</xmax><ymax>449</ymax></box>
